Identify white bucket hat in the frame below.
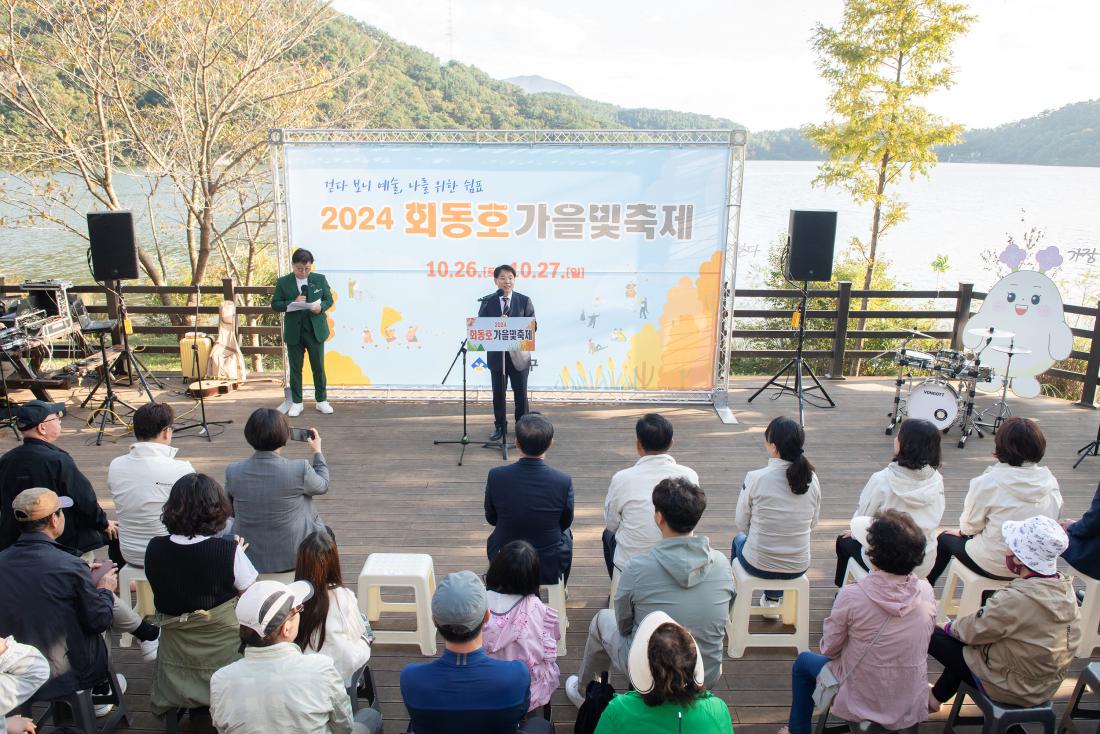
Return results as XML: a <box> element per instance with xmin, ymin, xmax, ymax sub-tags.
<box><xmin>627</xmin><ymin>611</ymin><xmax>705</xmax><ymax>694</ymax></box>
<box><xmin>1002</xmin><ymin>516</ymin><xmax>1068</xmax><ymax>576</ymax></box>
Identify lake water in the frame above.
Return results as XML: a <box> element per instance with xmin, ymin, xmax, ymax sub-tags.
<box><xmin>3</xmin><ymin>161</ymin><xmax>1099</xmax><ymax>302</ymax></box>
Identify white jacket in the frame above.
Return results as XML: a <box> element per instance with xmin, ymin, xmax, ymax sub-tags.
<box><xmin>0</xmin><ymin>636</ymin><xmax>49</xmax><ymax>716</ymax></box>
<box><xmin>960</xmin><ymin>462</ymin><xmax>1062</xmax><ymax>577</ymax></box>
<box><xmin>852</xmin><ymin>463</ymin><xmax>945</xmax><ymax>578</ymax></box>
<box><xmin>302</xmin><ymin>587</ymin><xmax>371</xmax><ymax>687</ymax></box>
<box><xmin>736</xmin><ymin>458</ymin><xmax>821</xmax><ymax>574</ymax></box>
<box><xmin>603</xmin><ymin>454</ymin><xmax>699</xmax><ymax>570</ymax></box>
<box><xmin>108</xmin><ymin>442</ymin><xmax>195</xmax><ymax>566</ymax></box>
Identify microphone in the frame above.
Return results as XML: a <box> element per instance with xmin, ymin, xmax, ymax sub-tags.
<box><xmin>300</xmin><ymin>284</ymin><xmax>309</xmax><ymax>297</ymax></box>
<box><xmin>477</xmin><ymin>289</ymin><xmax>503</xmax><ymax>302</ymax></box>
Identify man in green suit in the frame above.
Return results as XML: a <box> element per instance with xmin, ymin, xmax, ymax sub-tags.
<box><xmin>272</xmin><ymin>248</ymin><xmax>334</xmax><ymax>416</ymax></box>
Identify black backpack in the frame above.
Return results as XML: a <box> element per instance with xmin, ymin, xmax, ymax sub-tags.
<box><xmin>573</xmin><ymin>672</ymin><xmax>615</xmax><ymax>734</ymax></box>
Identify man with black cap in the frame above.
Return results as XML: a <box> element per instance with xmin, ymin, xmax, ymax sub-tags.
<box><xmin>399</xmin><ymin>570</ymin><xmax>550</xmax><ymax>734</ymax></box>
<box><xmin>0</xmin><ymin>400</ymin><xmax>118</xmax><ymax>556</ymax></box>
<box><xmin>210</xmin><ymin>578</ymin><xmax>382</xmax><ymax>734</ymax></box>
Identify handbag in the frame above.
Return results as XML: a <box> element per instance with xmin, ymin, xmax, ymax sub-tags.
<box><xmin>812</xmin><ymin>614</ymin><xmax>891</xmax><ymax>710</ymax></box>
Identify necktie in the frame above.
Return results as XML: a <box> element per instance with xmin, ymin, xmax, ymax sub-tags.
<box><xmin>502</xmin><ymin>296</ymin><xmax>510</xmax><ymax>314</ymax></box>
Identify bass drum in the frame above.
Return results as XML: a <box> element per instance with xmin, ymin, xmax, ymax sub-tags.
<box><xmin>907</xmin><ymin>380</ymin><xmax>959</xmax><ymax>430</ymax></box>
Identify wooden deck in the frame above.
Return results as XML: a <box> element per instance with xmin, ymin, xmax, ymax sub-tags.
<box><xmin>5</xmin><ymin>374</ymin><xmax>1099</xmax><ymax>733</ymax></box>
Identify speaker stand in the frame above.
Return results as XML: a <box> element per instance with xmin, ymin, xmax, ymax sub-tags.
<box><xmin>747</xmin><ymin>281</ymin><xmax>835</xmax><ymax>425</ymax></box>
<box><xmin>108</xmin><ymin>284</ymin><xmax>163</xmax><ymax>399</ymax></box>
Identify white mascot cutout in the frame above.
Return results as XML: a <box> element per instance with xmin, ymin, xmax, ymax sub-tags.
<box><xmin>963</xmin><ymin>270</ymin><xmax>1072</xmax><ymax>398</ymax></box>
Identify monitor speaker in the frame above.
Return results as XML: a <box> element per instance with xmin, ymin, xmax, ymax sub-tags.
<box><xmin>785</xmin><ymin>209</ymin><xmax>837</xmax><ymax>282</ymax></box>
<box><xmin>87</xmin><ymin>211</ymin><xmax>139</xmax><ymax>281</ymax></box>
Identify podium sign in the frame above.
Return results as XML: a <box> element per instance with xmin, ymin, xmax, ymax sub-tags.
<box><xmin>466</xmin><ymin>316</ymin><xmax>536</xmax><ymax>353</ymax></box>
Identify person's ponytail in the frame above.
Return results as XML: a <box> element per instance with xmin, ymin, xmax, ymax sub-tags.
<box><xmin>765</xmin><ymin>416</ymin><xmax>814</xmax><ymax>495</ymax></box>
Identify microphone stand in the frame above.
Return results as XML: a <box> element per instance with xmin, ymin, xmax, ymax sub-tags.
<box><xmin>174</xmin><ymin>284</ymin><xmax>232</xmax><ymax>441</ymax></box>
<box><xmin>433</xmin><ymin>338</ymin><xmax>472</xmax><ymax>465</ymax></box>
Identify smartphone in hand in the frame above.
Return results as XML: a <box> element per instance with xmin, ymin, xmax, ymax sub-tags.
<box><xmin>289</xmin><ymin>427</ymin><xmax>315</xmax><ymax>442</ymax></box>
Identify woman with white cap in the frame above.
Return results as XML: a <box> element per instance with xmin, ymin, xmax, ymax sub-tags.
<box><xmin>928</xmin><ymin>515</ymin><xmax>1081</xmax><ymax>709</ymax></box>
<box><xmin>593</xmin><ymin>611</ymin><xmax>731</xmax><ymax>734</ymax></box>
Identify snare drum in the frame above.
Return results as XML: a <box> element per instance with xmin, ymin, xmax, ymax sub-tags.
<box><xmin>907</xmin><ymin>379</ymin><xmax>959</xmax><ymax>430</ymax></box>
<box><xmin>897</xmin><ymin>349</ymin><xmax>936</xmax><ymax>370</ymax></box>
<box><xmin>960</xmin><ymin>364</ymin><xmax>994</xmax><ymax>383</ymax></box>
<box><xmin>934</xmin><ymin>349</ymin><xmax>969</xmax><ymax>373</ymax></box>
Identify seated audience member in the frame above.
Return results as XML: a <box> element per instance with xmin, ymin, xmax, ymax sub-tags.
<box><xmin>927</xmin><ymin>417</ymin><xmax>1061</xmax><ymax>584</ymax></box>
<box><xmin>483</xmin><ymin>540</ymin><xmax>560</xmax><ymax>713</ymax></box>
<box><xmin>294</xmin><ymin>530</ymin><xmax>371</xmax><ymax>688</ymax></box>
<box><xmin>1061</xmin><ymin>479</ymin><xmax>1100</xmax><ymax>578</ymax></box>
<box><xmin>835</xmin><ymin>418</ymin><xmax>945</xmax><ymax>585</ymax></box>
<box><xmin>1</xmin><ymin>636</ymin><xmax>49</xmax><ymax>734</ymax></box>
<box><xmin>565</xmin><ymin>478</ymin><xmax>734</xmax><ymax>707</ymax></box>
<box><xmin>0</xmin><ymin>488</ymin><xmax>145</xmax><ymax>707</ymax></box>
<box><xmin>929</xmin><ymin>515</ymin><xmax>1080</xmax><ymax>709</ymax></box>
<box><xmin>0</xmin><ymin>401</ymin><xmax>119</xmax><ymax>559</ymax></box>
<box><xmin>109</xmin><ymin>402</ymin><xmax>195</xmax><ymax>567</ymax></box>
<box><xmin>603</xmin><ymin>413</ymin><xmax>699</xmax><ymax>578</ymax></box>
<box><xmin>594</xmin><ymin>612</ymin><xmax>732</xmax><ymax>734</ymax></box>
<box><xmin>734</xmin><ymin>416</ymin><xmax>821</xmax><ymax>609</ymax></box>
<box><xmin>400</xmin><ymin>571</ymin><xmax>550</xmax><ymax>734</ymax></box>
<box><xmin>211</xmin><ymin>579</ymin><xmax>382</xmax><ymax>734</ymax></box>
<box><xmin>225</xmin><ymin>408</ymin><xmax>330</xmax><ymax>575</ymax></box>
<box><xmin>145</xmin><ymin>473</ymin><xmax>256</xmax><ymax>718</ymax></box>
<box><xmin>783</xmin><ymin>511</ymin><xmax>936</xmax><ymax>734</ymax></box>
<box><xmin>485</xmin><ymin>413</ymin><xmax>574</xmax><ymax>586</ymax></box>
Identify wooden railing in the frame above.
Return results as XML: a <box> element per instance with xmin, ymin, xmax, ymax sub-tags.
<box><xmin>2</xmin><ymin>279</ymin><xmax>1098</xmax><ymax>406</ymax></box>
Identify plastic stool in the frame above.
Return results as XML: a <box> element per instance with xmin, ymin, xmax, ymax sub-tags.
<box><xmin>118</xmin><ymin>564</ymin><xmax>155</xmax><ymax>648</ymax></box>
<box><xmin>21</xmin><ymin>659</ymin><xmax>130</xmax><ymax>734</ymax></box>
<box><xmin>1058</xmin><ymin>662</ymin><xmax>1100</xmax><ymax>734</ymax></box>
<box><xmin>1067</xmin><ymin>562</ymin><xmax>1100</xmax><ymax>657</ymax></box>
<box><xmin>608</xmin><ymin>567</ymin><xmax>621</xmax><ymax>610</ymax></box>
<box><xmin>357</xmin><ymin>553</ymin><xmax>437</xmax><ymax>655</ymax></box>
<box><xmin>843</xmin><ymin>557</ymin><xmax>869</xmax><ymax>586</ymax></box>
<box><xmin>814</xmin><ymin>699</ymin><xmax>920</xmax><ymax>734</ymax></box>
<box><xmin>725</xmin><ymin>558</ymin><xmax>809</xmax><ymax>657</ymax></box>
<box><xmin>943</xmin><ymin>681</ymin><xmax>1054</xmax><ymax>734</ymax></box>
<box><xmin>541</xmin><ymin>578</ymin><xmax>568</xmax><ymax>656</ymax></box>
<box><xmin>937</xmin><ymin>558</ymin><xmax>1011</xmax><ymax>624</ymax></box>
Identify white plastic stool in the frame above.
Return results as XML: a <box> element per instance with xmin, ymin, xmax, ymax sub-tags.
<box><xmin>608</xmin><ymin>568</ymin><xmax>621</xmax><ymax>610</ymax></box>
<box><xmin>936</xmin><ymin>558</ymin><xmax>1010</xmax><ymax>624</ymax></box>
<box><xmin>1067</xmin><ymin>562</ymin><xmax>1100</xmax><ymax>657</ymax></box>
<box><xmin>843</xmin><ymin>557</ymin><xmax>869</xmax><ymax>586</ymax></box>
<box><xmin>725</xmin><ymin>558</ymin><xmax>809</xmax><ymax>657</ymax></box>
<box><xmin>357</xmin><ymin>553</ymin><xmax>437</xmax><ymax>655</ymax></box>
<box><xmin>541</xmin><ymin>579</ymin><xmax>568</xmax><ymax>656</ymax></box>
<box><xmin>257</xmin><ymin>571</ymin><xmax>296</xmax><ymax>584</ymax></box>
<box><xmin>118</xmin><ymin>564</ymin><xmax>155</xmax><ymax>648</ymax></box>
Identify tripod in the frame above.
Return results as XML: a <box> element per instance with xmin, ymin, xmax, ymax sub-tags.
<box><xmin>109</xmin><ymin>283</ymin><xmax>162</xmax><ymax>398</ymax></box>
<box><xmin>433</xmin><ymin>339</ymin><xmax>473</xmax><ymax>465</ymax></box>
<box><xmin>174</xmin><ymin>284</ymin><xmax>232</xmax><ymax>441</ymax></box>
<box><xmin>748</xmin><ymin>281</ymin><xmax>834</xmax><ymax>426</ymax></box>
<box><xmin>1074</xmin><ymin>422</ymin><xmax>1100</xmax><ymax>469</ymax></box>
<box><xmin>83</xmin><ymin>324</ymin><xmax>128</xmax><ymax>446</ymax></box>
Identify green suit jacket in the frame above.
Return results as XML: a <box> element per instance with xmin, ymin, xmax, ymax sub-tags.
<box><xmin>271</xmin><ymin>272</ymin><xmax>333</xmax><ymax>345</ymax></box>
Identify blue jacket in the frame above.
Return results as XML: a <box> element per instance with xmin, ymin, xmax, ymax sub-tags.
<box><xmin>0</xmin><ymin>533</ymin><xmax>113</xmax><ymax>699</ymax></box>
<box><xmin>485</xmin><ymin>457</ymin><xmax>573</xmax><ymax>585</ymax></box>
<box><xmin>1063</xmin><ymin>481</ymin><xmax>1100</xmax><ymax>579</ymax></box>
<box><xmin>400</xmin><ymin>648</ymin><xmax>529</xmax><ymax>734</ymax></box>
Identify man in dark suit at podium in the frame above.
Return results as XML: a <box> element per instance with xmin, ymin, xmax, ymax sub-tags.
<box><xmin>478</xmin><ymin>264</ymin><xmax>534</xmax><ymax>441</ymax></box>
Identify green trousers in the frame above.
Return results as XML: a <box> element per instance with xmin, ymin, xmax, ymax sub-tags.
<box><xmin>287</xmin><ymin>328</ymin><xmax>326</xmax><ymax>403</ymax></box>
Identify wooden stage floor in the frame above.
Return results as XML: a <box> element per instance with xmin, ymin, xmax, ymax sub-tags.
<box><xmin>5</xmin><ymin>375</ymin><xmax>1099</xmax><ymax>733</ymax></box>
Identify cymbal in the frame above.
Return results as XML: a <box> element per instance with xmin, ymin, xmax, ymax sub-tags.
<box><xmin>901</xmin><ymin>327</ymin><xmax>936</xmax><ymax>340</ymax></box>
<box><xmin>992</xmin><ymin>345</ymin><xmax>1032</xmax><ymax>355</ymax></box>
<box><xmin>968</xmin><ymin>326</ymin><xmax>1015</xmax><ymax>339</ymax></box>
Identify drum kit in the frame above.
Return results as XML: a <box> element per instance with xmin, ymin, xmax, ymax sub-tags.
<box><xmin>885</xmin><ymin>326</ymin><xmax>1031</xmax><ymax>449</ymax></box>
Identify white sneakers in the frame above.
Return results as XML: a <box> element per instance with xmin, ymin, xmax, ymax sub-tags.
<box><xmin>279</xmin><ymin>401</ymin><xmax>332</xmax><ymax>416</ymax></box>
<box><xmin>93</xmin><ymin>674</ymin><xmax>127</xmax><ymax>717</ymax></box>
<box><xmin>140</xmin><ymin>637</ymin><xmax>159</xmax><ymax>662</ymax></box>
<box><xmin>565</xmin><ymin>675</ymin><xmax>586</xmax><ymax>708</ymax></box>
<box><xmin>316</xmin><ymin>401</ymin><xmax>334</xmax><ymax>414</ymax></box>
<box><xmin>759</xmin><ymin>592</ymin><xmax>783</xmax><ymax>620</ymax></box>
<box><xmin>287</xmin><ymin>403</ymin><xmax>304</xmax><ymax>417</ymax></box>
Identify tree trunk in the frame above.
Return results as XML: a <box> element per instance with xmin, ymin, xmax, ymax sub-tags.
<box><xmin>851</xmin><ymin>151</ymin><xmax>890</xmax><ymax>376</ymax></box>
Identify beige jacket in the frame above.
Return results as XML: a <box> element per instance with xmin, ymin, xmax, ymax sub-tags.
<box><xmin>950</xmin><ymin>574</ymin><xmax>1080</xmax><ymax>706</ymax></box>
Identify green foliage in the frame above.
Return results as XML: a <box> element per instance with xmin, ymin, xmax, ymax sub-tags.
<box><xmin>941</xmin><ymin>100</ymin><xmax>1100</xmax><ymax>167</ymax></box>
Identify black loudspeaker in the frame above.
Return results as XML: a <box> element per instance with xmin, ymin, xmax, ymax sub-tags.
<box><xmin>785</xmin><ymin>209</ymin><xmax>837</xmax><ymax>282</ymax></box>
<box><xmin>87</xmin><ymin>211</ymin><xmax>140</xmax><ymax>281</ymax></box>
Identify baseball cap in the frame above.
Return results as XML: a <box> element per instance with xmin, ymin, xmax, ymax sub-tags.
<box><xmin>16</xmin><ymin>400</ymin><xmax>64</xmax><ymax>431</ymax></box>
<box><xmin>12</xmin><ymin>488</ymin><xmax>73</xmax><ymax>522</ymax></box>
<box><xmin>1002</xmin><ymin>516</ymin><xmax>1068</xmax><ymax>576</ymax></box>
<box><xmin>431</xmin><ymin>571</ymin><xmax>487</xmax><ymax>632</ymax></box>
<box><xmin>236</xmin><ymin>579</ymin><xmax>313</xmax><ymax>637</ymax></box>
<box><xmin>627</xmin><ymin>611</ymin><xmax>704</xmax><ymax>694</ymax></box>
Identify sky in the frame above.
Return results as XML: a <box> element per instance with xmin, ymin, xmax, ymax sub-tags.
<box><xmin>331</xmin><ymin>0</ymin><xmax>1100</xmax><ymax>131</ymax></box>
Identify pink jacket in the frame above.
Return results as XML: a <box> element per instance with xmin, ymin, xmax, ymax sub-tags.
<box><xmin>482</xmin><ymin>592</ymin><xmax>560</xmax><ymax>711</ymax></box>
<box><xmin>823</xmin><ymin>570</ymin><xmax>936</xmax><ymax>730</ymax></box>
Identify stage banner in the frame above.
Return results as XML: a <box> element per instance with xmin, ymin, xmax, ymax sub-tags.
<box><xmin>282</xmin><ymin>143</ymin><xmax>730</xmax><ymax>391</ymax></box>
<box><xmin>467</xmin><ymin>317</ymin><xmax>537</xmax><ymax>353</ymax></box>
